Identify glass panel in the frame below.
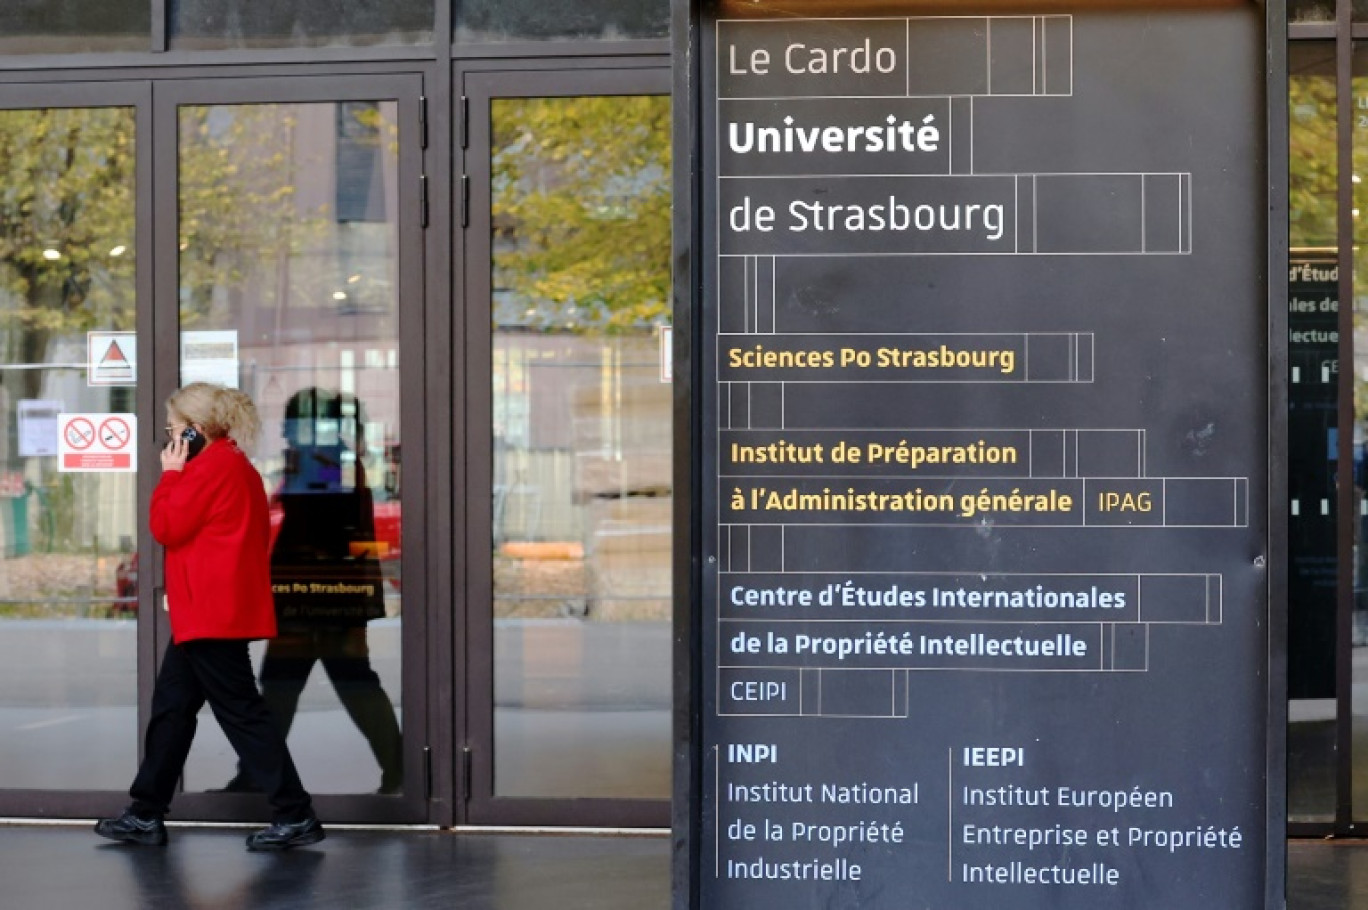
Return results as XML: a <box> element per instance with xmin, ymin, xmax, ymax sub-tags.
<box><xmin>1297</xmin><ymin>0</ymin><xmax>1338</xmax><ymax>23</ymax></box>
<box><xmin>0</xmin><ymin>1</ymin><xmax>149</xmax><ymax>54</ymax></box>
<box><xmin>0</xmin><ymin>107</ymin><xmax>139</xmax><ymax>789</ymax></box>
<box><xmin>490</xmin><ymin>95</ymin><xmax>671</xmax><ymax>800</ymax></box>
<box><xmin>178</xmin><ymin>101</ymin><xmax>405</xmax><ymax>797</ymax></box>
<box><xmin>1288</xmin><ymin>43</ymin><xmax>1338</xmax><ymax>823</ymax></box>
<box><xmin>455</xmin><ymin>0</ymin><xmax>668</xmax><ymax>43</ymax></box>
<box><xmin>169</xmin><ymin>0</ymin><xmax>432</xmax><ymax>50</ymax></box>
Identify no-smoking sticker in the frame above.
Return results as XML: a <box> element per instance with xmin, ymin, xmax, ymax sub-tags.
<box><xmin>100</xmin><ymin>417</ymin><xmax>131</xmax><ymax>449</ymax></box>
<box><xmin>64</xmin><ymin>417</ymin><xmax>95</xmax><ymax>450</ymax></box>
<box><xmin>58</xmin><ymin>413</ymin><xmax>137</xmax><ymax>473</ymax></box>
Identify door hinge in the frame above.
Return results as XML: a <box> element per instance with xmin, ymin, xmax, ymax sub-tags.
<box><xmin>423</xmin><ymin>746</ymin><xmax>432</xmax><ymax>799</ymax></box>
<box><xmin>460</xmin><ymin>174</ymin><xmax>469</xmax><ymax>229</ymax></box>
<box><xmin>459</xmin><ymin>95</ymin><xmax>469</xmax><ymax>150</ymax></box>
<box><xmin>461</xmin><ymin>746</ymin><xmax>473</xmax><ymax>801</ymax></box>
<box><xmin>419</xmin><ymin>95</ymin><xmax>429</xmax><ymax>150</ymax></box>
<box><xmin>419</xmin><ymin>174</ymin><xmax>429</xmax><ymax>228</ymax></box>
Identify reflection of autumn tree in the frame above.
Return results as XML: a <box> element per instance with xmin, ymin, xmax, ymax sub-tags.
<box><xmin>0</xmin><ymin>108</ymin><xmax>135</xmax><ymax>401</ymax></box>
<box><xmin>0</xmin><ymin>103</ymin><xmax>342</xmax><ymax>402</ymax></box>
<box><xmin>349</xmin><ymin>101</ymin><xmax>399</xmax><ymax>157</ymax></box>
<box><xmin>1287</xmin><ymin>65</ymin><xmax>1368</xmax><ymax>427</ymax></box>
<box><xmin>0</xmin><ymin>109</ymin><xmax>138</xmax><ymax>559</ymax></box>
<box><xmin>179</xmin><ymin>105</ymin><xmax>318</xmax><ymax>329</ymax></box>
<box><xmin>1348</xmin><ymin>77</ymin><xmax>1368</xmax><ymax>430</ymax></box>
<box><xmin>492</xmin><ymin>95</ymin><xmax>670</xmax><ymax>331</ymax></box>
<box><xmin>181</xmin><ymin>103</ymin><xmax>394</xmax><ymax>334</ymax></box>
<box><xmin>1289</xmin><ymin>70</ymin><xmax>1335</xmax><ymax>249</ymax></box>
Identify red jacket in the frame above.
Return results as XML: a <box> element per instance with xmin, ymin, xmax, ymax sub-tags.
<box><xmin>151</xmin><ymin>438</ymin><xmax>277</xmax><ymax>643</ymax></box>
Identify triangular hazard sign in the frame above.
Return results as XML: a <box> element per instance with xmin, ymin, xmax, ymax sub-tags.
<box><xmin>101</xmin><ymin>341</ymin><xmax>130</xmax><ymax>366</ymax></box>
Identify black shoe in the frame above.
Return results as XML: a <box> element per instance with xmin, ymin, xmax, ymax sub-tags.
<box><xmin>245</xmin><ymin>814</ymin><xmax>325</xmax><ymax>852</ymax></box>
<box><xmin>94</xmin><ymin>809</ymin><xmax>168</xmax><ymax>847</ymax></box>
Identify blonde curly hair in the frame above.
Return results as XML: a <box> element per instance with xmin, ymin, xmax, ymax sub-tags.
<box><xmin>167</xmin><ymin>382</ymin><xmax>262</xmax><ymax>449</ymax></box>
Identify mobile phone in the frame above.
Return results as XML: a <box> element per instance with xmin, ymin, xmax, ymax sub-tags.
<box><xmin>180</xmin><ymin>426</ymin><xmax>207</xmax><ymax>461</ymax></box>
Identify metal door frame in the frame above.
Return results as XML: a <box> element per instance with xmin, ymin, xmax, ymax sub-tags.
<box><xmin>152</xmin><ymin>74</ymin><xmax>430</xmax><ymax>824</ymax></box>
<box><xmin>0</xmin><ymin>80</ymin><xmax>155</xmax><ymax>819</ymax></box>
<box><xmin>457</xmin><ymin>60</ymin><xmax>672</xmax><ymax>827</ymax></box>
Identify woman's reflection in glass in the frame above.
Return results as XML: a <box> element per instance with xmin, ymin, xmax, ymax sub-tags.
<box><xmin>220</xmin><ymin>387</ymin><xmax>402</xmax><ymax>795</ymax></box>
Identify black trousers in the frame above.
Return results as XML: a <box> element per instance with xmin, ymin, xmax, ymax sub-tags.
<box><xmin>130</xmin><ymin>639</ymin><xmax>312</xmax><ymax>822</ymax></box>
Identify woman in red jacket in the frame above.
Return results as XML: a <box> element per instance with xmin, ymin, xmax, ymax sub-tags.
<box><xmin>95</xmin><ymin>383</ymin><xmax>324</xmax><ymax>851</ymax></box>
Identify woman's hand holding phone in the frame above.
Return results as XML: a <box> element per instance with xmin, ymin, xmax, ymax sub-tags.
<box><xmin>162</xmin><ymin>427</ymin><xmax>206</xmax><ymax>472</ymax></box>
<box><xmin>161</xmin><ymin>434</ymin><xmax>189</xmax><ymax>472</ymax></box>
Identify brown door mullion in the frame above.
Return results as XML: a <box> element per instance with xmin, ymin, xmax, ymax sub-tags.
<box><xmin>461</xmin><ymin>68</ymin><xmax>497</xmax><ymax>824</ymax></box>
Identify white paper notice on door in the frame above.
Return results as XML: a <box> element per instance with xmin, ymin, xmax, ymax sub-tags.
<box><xmin>181</xmin><ymin>330</ymin><xmax>239</xmax><ymax>389</ymax></box>
<box><xmin>18</xmin><ymin>399</ymin><xmax>63</xmax><ymax>457</ymax></box>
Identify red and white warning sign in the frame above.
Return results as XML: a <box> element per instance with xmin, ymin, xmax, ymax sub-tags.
<box><xmin>88</xmin><ymin>331</ymin><xmax>137</xmax><ymax>386</ymax></box>
<box><xmin>58</xmin><ymin>413</ymin><xmax>137</xmax><ymax>473</ymax></box>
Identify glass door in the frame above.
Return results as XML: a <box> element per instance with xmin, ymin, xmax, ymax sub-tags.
<box><xmin>0</xmin><ymin>82</ymin><xmax>152</xmax><ymax>818</ymax></box>
<box><xmin>152</xmin><ymin>76</ymin><xmax>427</xmax><ymax>823</ymax></box>
<box><xmin>461</xmin><ymin>66</ymin><xmax>672</xmax><ymax>826</ymax></box>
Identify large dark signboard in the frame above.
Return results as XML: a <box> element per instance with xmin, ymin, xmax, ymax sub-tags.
<box><xmin>686</xmin><ymin>4</ymin><xmax>1280</xmax><ymax>909</ymax></box>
